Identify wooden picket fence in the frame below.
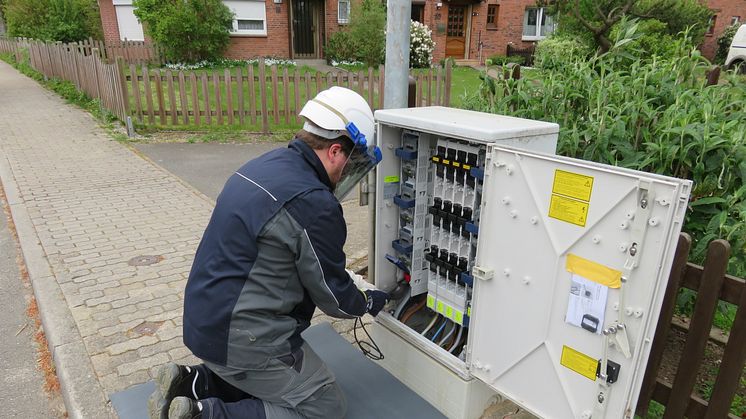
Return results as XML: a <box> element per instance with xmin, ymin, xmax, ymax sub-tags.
<box><xmin>1</xmin><ymin>37</ymin><xmax>452</xmax><ymax>133</ymax></box>
<box><xmin>124</xmin><ymin>62</ymin><xmax>452</xmax><ymax>131</ymax></box>
<box><xmin>637</xmin><ymin>234</ymin><xmax>746</xmax><ymax>418</ymax></box>
<box><xmin>76</xmin><ymin>38</ymin><xmax>163</xmax><ymax>65</ymax></box>
<box><xmin>0</xmin><ymin>39</ymin><xmax>129</xmax><ymax>122</ymax></box>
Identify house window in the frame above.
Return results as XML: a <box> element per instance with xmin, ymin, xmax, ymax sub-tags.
<box><xmin>237</xmin><ymin>20</ymin><xmax>264</xmax><ymax>31</ymax></box>
<box><xmin>522</xmin><ymin>7</ymin><xmax>555</xmax><ymax>40</ymax></box>
<box><xmin>707</xmin><ymin>15</ymin><xmax>717</xmax><ymax>35</ymax></box>
<box><xmin>225</xmin><ymin>0</ymin><xmax>267</xmax><ymax>36</ymax></box>
<box><xmin>732</xmin><ymin>16</ymin><xmax>741</xmax><ymax>25</ymax></box>
<box><xmin>486</xmin><ymin>4</ymin><xmax>498</xmax><ymax>30</ymax></box>
<box><xmin>338</xmin><ymin>0</ymin><xmax>351</xmax><ymax>24</ymax></box>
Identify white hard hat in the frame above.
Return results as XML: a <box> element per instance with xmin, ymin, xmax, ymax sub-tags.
<box><xmin>299</xmin><ymin>86</ymin><xmax>375</xmax><ymax>144</ymax></box>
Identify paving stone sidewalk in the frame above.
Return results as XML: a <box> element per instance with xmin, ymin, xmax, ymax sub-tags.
<box><xmin>0</xmin><ymin>60</ymin><xmax>365</xmax><ymax>417</ymax></box>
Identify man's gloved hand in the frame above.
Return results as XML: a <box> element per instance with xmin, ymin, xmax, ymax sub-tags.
<box><xmin>363</xmin><ymin>290</ymin><xmax>390</xmax><ymax>317</ymax></box>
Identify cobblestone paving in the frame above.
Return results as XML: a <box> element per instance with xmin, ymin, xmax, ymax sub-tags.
<box><xmin>0</xmin><ymin>60</ymin><xmax>365</xmax><ymax>397</ymax></box>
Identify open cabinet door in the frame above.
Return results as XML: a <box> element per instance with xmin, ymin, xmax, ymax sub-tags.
<box><xmin>467</xmin><ymin>146</ymin><xmax>691</xmax><ymax>419</ymax></box>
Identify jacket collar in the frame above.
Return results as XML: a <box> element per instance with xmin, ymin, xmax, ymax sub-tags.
<box><xmin>289</xmin><ymin>139</ymin><xmax>333</xmax><ymax>189</ymax></box>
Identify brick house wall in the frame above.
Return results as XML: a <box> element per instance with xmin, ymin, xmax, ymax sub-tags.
<box><xmin>700</xmin><ymin>0</ymin><xmax>745</xmax><ymax>60</ymax></box>
<box><xmin>225</xmin><ymin>2</ymin><xmax>291</xmax><ymax>59</ymax></box>
<box><xmin>99</xmin><ymin>0</ymin><xmax>121</xmax><ymax>44</ymax></box>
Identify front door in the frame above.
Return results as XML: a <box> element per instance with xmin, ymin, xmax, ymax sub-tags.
<box><xmin>291</xmin><ymin>0</ymin><xmax>321</xmax><ymax>58</ymax></box>
<box><xmin>446</xmin><ymin>5</ymin><xmax>466</xmax><ymax>58</ymax></box>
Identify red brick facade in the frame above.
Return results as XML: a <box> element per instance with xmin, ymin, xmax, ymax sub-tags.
<box><xmin>99</xmin><ymin>0</ymin><xmax>121</xmax><ymax>45</ymax></box>
<box><xmin>97</xmin><ymin>0</ymin><xmax>745</xmax><ymax>63</ymax></box>
<box><xmin>421</xmin><ymin>0</ymin><xmax>539</xmax><ymax>62</ymax></box>
<box><xmin>700</xmin><ymin>0</ymin><xmax>745</xmax><ymax>59</ymax></box>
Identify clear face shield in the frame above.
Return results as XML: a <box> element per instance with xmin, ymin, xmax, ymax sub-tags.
<box><xmin>334</xmin><ymin>122</ymin><xmax>382</xmax><ymax>200</ymax></box>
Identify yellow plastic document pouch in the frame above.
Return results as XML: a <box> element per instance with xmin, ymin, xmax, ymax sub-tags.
<box><xmin>565</xmin><ymin>254</ymin><xmax>622</xmax><ymax>289</ymax></box>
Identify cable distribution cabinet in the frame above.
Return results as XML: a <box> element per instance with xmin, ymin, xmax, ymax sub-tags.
<box><xmin>369</xmin><ymin>107</ymin><xmax>691</xmax><ymax>419</ymax></box>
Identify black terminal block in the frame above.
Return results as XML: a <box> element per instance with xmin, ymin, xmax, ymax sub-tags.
<box><xmin>596</xmin><ymin>359</ymin><xmax>621</xmax><ymax>384</ymax></box>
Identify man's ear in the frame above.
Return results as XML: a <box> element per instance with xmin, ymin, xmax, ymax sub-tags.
<box><xmin>328</xmin><ymin>143</ymin><xmax>345</xmax><ymax>161</ymax></box>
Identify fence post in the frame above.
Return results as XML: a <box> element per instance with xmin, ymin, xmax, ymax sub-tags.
<box><xmin>663</xmin><ymin>240</ymin><xmax>731</xmax><ymax>419</ymax></box>
<box><xmin>259</xmin><ymin>59</ymin><xmax>269</xmax><ymax>134</ymax></box>
<box><xmin>116</xmin><ymin>57</ymin><xmax>131</xmax><ymax>122</ymax></box>
<box><xmin>705</xmin><ymin>65</ymin><xmax>720</xmax><ymax>86</ymax></box>
<box><xmin>407</xmin><ymin>76</ymin><xmax>416</xmax><ymax>107</ymax></box>
<box><xmin>91</xmin><ymin>49</ymin><xmax>105</xmax><ymax>120</ymax></box>
<box><xmin>444</xmin><ymin>59</ymin><xmax>452</xmax><ymax>107</ymax></box>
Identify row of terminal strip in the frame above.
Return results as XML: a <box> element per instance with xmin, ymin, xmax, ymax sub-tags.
<box><xmin>387</xmin><ymin>130</ymin><xmax>486</xmax><ymax>359</ymax></box>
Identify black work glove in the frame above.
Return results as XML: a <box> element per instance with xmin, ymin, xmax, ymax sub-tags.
<box><xmin>363</xmin><ymin>290</ymin><xmax>390</xmax><ymax>317</ymax></box>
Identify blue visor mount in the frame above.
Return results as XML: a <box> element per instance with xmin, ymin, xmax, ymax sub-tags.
<box><xmin>346</xmin><ymin>122</ymin><xmax>382</xmax><ymax>163</ymax></box>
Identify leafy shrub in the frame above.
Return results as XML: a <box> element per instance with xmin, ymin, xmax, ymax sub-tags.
<box><xmin>410</xmin><ymin>20</ymin><xmax>435</xmax><ymax>68</ymax></box>
<box><xmin>324</xmin><ymin>30</ymin><xmax>356</xmax><ymax>65</ymax></box>
<box><xmin>133</xmin><ymin>0</ymin><xmax>233</xmax><ymax>63</ymax></box>
<box><xmin>534</xmin><ymin>35</ymin><xmax>593</xmax><ymax>70</ymax></box>
<box><xmin>3</xmin><ymin>0</ymin><xmax>101</xmax><ymax>42</ymax></box>
<box><xmin>715</xmin><ymin>24</ymin><xmax>740</xmax><ymax>65</ymax></box>
<box><xmin>348</xmin><ymin>0</ymin><xmax>386</xmax><ymax>67</ymax></box>
<box><xmin>485</xmin><ymin>54</ymin><xmax>524</xmax><ymax>67</ymax></box>
<box><xmin>464</xmin><ymin>28</ymin><xmax>746</xmax><ymax>276</ymax></box>
<box><xmin>608</xmin><ymin>18</ymin><xmax>679</xmax><ymax>59</ymax></box>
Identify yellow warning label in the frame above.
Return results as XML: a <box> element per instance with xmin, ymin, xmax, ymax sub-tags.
<box><xmin>549</xmin><ymin>194</ymin><xmax>589</xmax><ymax>227</ymax></box>
<box><xmin>454</xmin><ymin>310</ymin><xmax>463</xmax><ymax>324</ymax></box>
<box><xmin>452</xmin><ymin>162</ymin><xmax>461</xmax><ymax>168</ymax></box>
<box><xmin>561</xmin><ymin>345</ymin><xmax>598</xmax><ymax>381</ymax></box>
<box><xmin>462</xmin><ymin>164</ymin><xmax>472</xmax><ymax>170</ymax></box>
<box><xmin>436</xmin><ymin>301</ymin><xmax>445</xmax><ymax>314</ymax></box>
<box><xmin>427</xmin><ymin>295</ymin><xmax>435</xmax><ymax>309</ymax></box>
<box><xmin>431</xmin><ymin>156</ymin><xmax>440</xmax><ymax>163</ymax></box>
<box><xmin>384</xmin><ymin>175</ymin><xmax>400</xmax><ymax>183</ymax></box>
<box><xmin>442</xmin><ymin>159</ymin><xmax>450</xmax><ymax>165</ymax></box>
<box><xmin>553</xmin><ymin>170</ymin><xmax>594</xmax><ymax>202</ymax></box>
<box><xmin>445</xmin><ymin>305</ymin><xmax>454</xmax><ymax>319</ymax></box>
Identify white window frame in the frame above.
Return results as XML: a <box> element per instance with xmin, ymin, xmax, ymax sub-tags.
<box><xmin>522</xmin><ymin>7</ymin><xmax>555</xmax><ymax>41</ymax></box>
<box><xmin>225</xmin><ymin>0</ymin><xmax>268</xmax><ymax>36</ymax></box>
<box><xmin>338</xmin><ymin>0</ymin><xmax>351</xmax><ymax>24</ymax></box>
<box><xmin>731</xmin><ymin>16</ymin><xmax>741</xmax><ymax>26</ymax></box>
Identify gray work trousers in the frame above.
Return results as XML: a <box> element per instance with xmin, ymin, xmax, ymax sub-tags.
<box><xmin>204</xmin><ymin>342</ymin><xmax>347</xmax><ymax>419</ymax></box>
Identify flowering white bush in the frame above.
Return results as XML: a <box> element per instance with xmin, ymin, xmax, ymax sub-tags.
<box><xmin>331</xmin><ymin>60</ymin><xmax>365</xmax><ymax>67</ymax></box>
<box><xmin>165</xmin><ymin>57</ymin><xmax>296</xmax><ymax>71</ymax></box>
<box><xmin>410</xmin><ymin>20</ymin><xmax>435</xmax><ymax>68</ymax></box>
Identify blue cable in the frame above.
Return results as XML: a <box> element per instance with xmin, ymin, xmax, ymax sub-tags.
<box><xmin>431</xmin><ymin>318</ymin><xmax>447</xmax><ymax>342</ymax></box>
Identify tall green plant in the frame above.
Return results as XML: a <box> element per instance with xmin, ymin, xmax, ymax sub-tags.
<box><xmin>464</xmin><ymin>22</ymin><xmax>746</xmax><ymax>275</ymax></box>
<box><xmin>3</xmin><ymin>0</ymin><xmax>101</xmax><ymax>42</ymax></box>
<box><xmin>133</xmin><ymin>0</ymin><xmax>234</xmax><ymax>63</ymax></box>
<box><xmin>347</xmin><ymin>0</ymin><xmax>386</xmax><ymax>67</ymax></box>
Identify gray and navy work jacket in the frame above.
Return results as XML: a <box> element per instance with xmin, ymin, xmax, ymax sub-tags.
<box><xmin>183</xmin><ymin>139</ymin><xmax>368</xmax><ymax>369</ymax></box>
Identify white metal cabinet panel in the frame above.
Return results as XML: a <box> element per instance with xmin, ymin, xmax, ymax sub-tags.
<box><xmin>467</xmin><ymin>146</ymin><xmax>690</xmax><ymax>418</ymax></box>
<box><xmin>115</xmin><ymin>5</ymin><xmax>144</xmax><ymax>41</ymax></box>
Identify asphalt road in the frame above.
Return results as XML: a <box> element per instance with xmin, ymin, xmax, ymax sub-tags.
<box><xmin>0</xmin><ymin>188</ymin><xmax>65</xmax><ymax>418</ymax></box>
<box><xmin>133</xmin><ymin>142</ymin><xmax>370</xmax><ymax>263</ymax></box>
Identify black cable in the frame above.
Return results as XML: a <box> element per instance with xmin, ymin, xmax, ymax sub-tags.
<box><xmin>353</xmin><ymin>317</ymin><xmax>384</xmax><ymax>361</ymax></box>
